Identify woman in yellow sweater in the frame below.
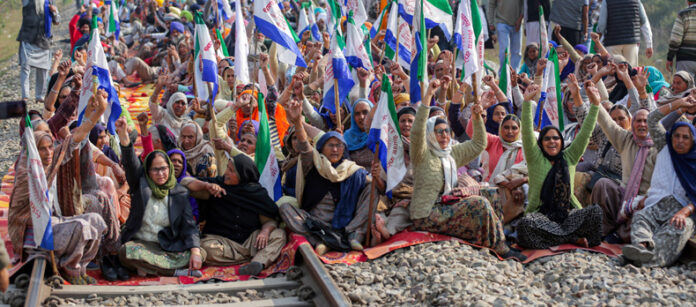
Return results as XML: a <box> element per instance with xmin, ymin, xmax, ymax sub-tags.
<box><xmin>409</xmin><ymin>80</ymin><xmax>524</xmax><ymax>260</ymax></box>
<box><xmin>517</xmin><ymin>82</ymin><xmax>603</xmax><ymax>250</ymax></box>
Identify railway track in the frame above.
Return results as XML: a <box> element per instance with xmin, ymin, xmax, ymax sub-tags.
<box><xmin>13</xmin><ymin>244</ymin><xmax>349</xmax><ymax>307</ymax></box>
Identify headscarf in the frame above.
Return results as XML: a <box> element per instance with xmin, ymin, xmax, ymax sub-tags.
<box><xmin>397</xmin><ymin>106</ymin><xmax>416</xmax><ymax>119</ymax></box>
<box><xmin>299</xmin><ymin>132</ymin><xmax>368</xmax><ymax>229</ymax></box>
<box><xmin>426</xmin><ymin>117</ymin><xmax>458</xmax><ymax>195</ymax></box>
<box><xmin>523</xmin><ymin>43</ymin><xmax>540</xmax><ymax>75</ymax></box>
<box><xmin>485</xmin><ymin>103</ymin><xmax>510</xmax><ymax>135</ymax></box>
<box><xmin>237</xmin><ymin>119</ymin><xmax>259</xmax><ymax>140</ymax></box>
<box><xmin>162</xmin><ymin>92</ymin><xmax>189</xmax><ymax>134</ymax></box>
<box><xmin>574</xmin><ymin>44</ymin><xmax>588</xmax><ymax>55</ymax></box>
<box><xmin>178</xmin><ymin>121</ymin><xmax>210</xmax><ymax>162</ymax></box>
<box><xmin>345</xmin><ymin>99</ymin><xmax>373</xmax><ymax>151</ymax></box>
<box><xmin>167</xmin><ymin>149</ymin><xmax>199</xmax><ymax>220</ymax></box>
<box><xmin>89</xmin><ymin>123</ymin><xmax>106</xmax><ymax>145</ymax></box>
<box><xmin>170</xmin><ymin>21</ymin><xmax>184</xmax><ymax>34</ymax></box>
<box><xmin>429</xmin><ymin>106</ymin><xmax>445</xmax><ymax>117</ymax></box>
<box><xmin>489</xmin><ymin>115</ymin><xmax>523</xmax><ymax>183</ymax></box>
<box><xmin>656</xmin><ymin>71</ymin><xmax>695</xmax><ymax>106</ymax></box>
<box><xmin>620</xmin><ymin>118</ymin><xmax>654</xmax><ymax>209</ymax></box>
<box><xmin>666</xmin><ymin>122</ymin><xmax>696</xmax><ymax>205</ymax></box>
<box><xmin>537</xmin><ymin>126</ymin><xmax>572</xmax><ymax>223</ymax></box>
<box><xmin>143</xmin><ymin>151</ymin><xmax>177</xmax><ymax>199</ymax></box>
<box><xmin>394</xmin><ymin>93</ymin><xmax>410</xmax><ymax>107</ymax></box>
<box><xmin>202</xmin><ymin>154</ymin><xmax>279</xmax><ymax>222</ymax></box>
<box><xmin>645</xmin><ymin>66</ymin><xmax>670</xmax><ymax>95</ymax></box>
<box><xmin>150</xmin><ymin>124</ymin><xmax>178</xmax><ymax>152</ymax></box>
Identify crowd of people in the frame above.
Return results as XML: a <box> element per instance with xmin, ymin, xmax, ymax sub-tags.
<box><xmin>6</xmin><ymin>0</ymin><xmax>696</xmax><ymax>286</ymax></box>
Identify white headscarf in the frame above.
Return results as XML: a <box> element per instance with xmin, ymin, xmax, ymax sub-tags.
<box><xmin>489</xmin><ymin>116</ymin><xmax>524</xmax><ymax>184</ymax></box>
<box><xmin>426</xmin><ymin>117</ymin><xmax>458</xmax><ymax>195</ymax></box>
<box><xmin>162</xmin><ymin>92</ymin><xmax>189</xmax><ymax>134</ymax></box>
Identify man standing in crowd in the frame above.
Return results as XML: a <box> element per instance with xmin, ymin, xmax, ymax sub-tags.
<box><xmin>668</xmin><ymin>0</ymin><xmax>696</xmax><ymax>77</ymax></box>
<box><xmin>487</xmin><ymin>0</ymin><xmax>524</xmax><ymax>71</ymax></box>
<box><xmin>596</xmin><ymin>0</ymin><xmax>653</xmax><ymax>67</ymax></box>
<box><xmin>524</xmin><ymin>0</ymin><xmax>550</xmax><ymax>46</ymax></box>
<box><xmin>17</xmin><ymin>0</ymin><xmax>61</xmax><ymax>103</ymax></box>
<box><xmin>549</xmin><ymin>0</ymin><xmax>588</xmax><ymax>47</ymax></box>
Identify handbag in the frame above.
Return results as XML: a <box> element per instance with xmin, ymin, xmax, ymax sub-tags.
<box><xmin>303</xmin><ymin>216</ymin><xmax>351</xmax><ymax>252</ymax></box>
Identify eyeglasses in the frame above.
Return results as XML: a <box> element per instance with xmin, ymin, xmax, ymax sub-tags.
<box><xmin>543</xmin><ymin>135</ymin><xmax>561</xmax><ymax>142</ymax></box>
<box><xmin>150</xmin><ymin>166</ymin><xmax>169</xmax><ymax>174</ymax></box>
<box><xmin>435</xmin><ymin>128</ymin><xmax>451</xmax><ymax>135</ymax></box>
<box><xmin>324</xmin><ymin>143</ymin><xmax>345</xmax><ymax>150</ymax></box>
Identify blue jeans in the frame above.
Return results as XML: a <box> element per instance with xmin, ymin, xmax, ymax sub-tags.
<box><xmin>496</xmin><ymin>23</ymin><xmax>522</xmax><ymax>73</ymax></box>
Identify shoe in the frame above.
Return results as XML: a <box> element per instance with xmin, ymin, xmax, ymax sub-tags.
<box><xmin>238</xmin><ymin>262</ymin><xmax>264</xmax><ymax>276</ymax></box>
<box><xmin>65</xmin><ymin>275</ymin><xmax>85</xmax><ymax>285</ymax></box>
<box><xmin>82</xmin><ymin>274</ymin><xmax>97</xmax><ymax>285</ymax></box>
<box><xmin>173</xmin><ymin>269</ymin><xmax>203</xmax><ymax>277</ymax></box>
<box><xmin>622</xmin><ymin>244</ymin><xmax>654</xmax><ymax>263</ymax></box>
<box><xmin>603</xmin><ymin>232</ymin><xmax>624</xmax><ymax>244</ymax></box>
<box><xmin>100</xmin><ymin>257</ymin><xmax>118</xmax><ymax>282</ymax></box>
<box><xmin>315</xmin><ymin>243</ymin><xmax>329</xmax><ymax>256</ymax></box>
<box><xmin>501</xmin><ymin>248</ymin><xmax>527</xmax><ymax>262</ymax></box>
<box><xmin>349</xmin><ymin>239</ymin><xmax>364</xmax><ymax>251</ymax></box>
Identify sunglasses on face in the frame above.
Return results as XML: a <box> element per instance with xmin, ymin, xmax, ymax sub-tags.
<box><xmin>543</xmin><ymin>135</ymin><xmax>561</xmax><ymax>142</ymax></box>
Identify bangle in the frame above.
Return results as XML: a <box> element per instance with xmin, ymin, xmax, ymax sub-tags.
<box><xmin>50</xmin><ymin>88</ymin><xmax>58</xmax><ymax>94</ymax></box>
<box><xmin>668</xmin><ymin>102</ymin><xmax>672</xmax><ymax>111</ymax></box>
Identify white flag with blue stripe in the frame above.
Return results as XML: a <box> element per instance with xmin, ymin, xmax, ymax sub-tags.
<box><xmin>297</xmin><ymin>3</ymin><xmax>321</xmax><ymax>41</ymax></box>
<box><xmin>344</xmin><ymin>0</ymin><xmax>368</xmax><ymax>26</ymax></box>
<box><xmin>367</xmin><ymin>75</ymin><xmax>406</xmax><ymax>193</ymax></box>
<box><xmin>385</xmin><ymin>2</ymin><xmax>412</xmax><ymax>69</ymax></box>
<box><xmin>218</xmin><ymin>0</ymin><xmax>233</xmax><ymax>21</ymax></box>
<box><xmin>105</xmin><ymin>0</ymin><xmax>120</xmax><ymax>40</ymax></box>
<box><xmin>24</xmin><ymin>115</ymin><xmax>54</xmax><ymax>250</ymax></box>
<box><xmin>369</xmin><ymin>3</ymin><xmax>390</xmax><ymax>39</ymax></box>
<box><xmin>345</xmin><ymin>13</ymin><xmax>372</xmax><ymax>70</ymax></box>
<box><xmin>535</xmin><ymin>48</ymin><xmax>564</xmax><ymax>130</ymax></box>
<box><xmin>254</xmin><ymin>0</ymin><xmax>307</xmax><ymax>67</ymax></box>
<box><xmin>322</xmin><ymin>31</ymin><xmax>355</xmax><ymax>113</ymax></box>
<box><xmin>399</xmin><ymin>0</ymin><xmax>453</xmax><ymax>41</ymax></box>
<box><xmin>194</xmin><ymin>12</ymin><xmax>219</xmax><ymax>103</ymax></box>
<box><xmin>78</xmin><ymin>17</ymin><xmax>122</xmax><ymax>135</ymax></box>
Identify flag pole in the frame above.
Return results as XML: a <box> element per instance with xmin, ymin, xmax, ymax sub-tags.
<box><xmin>333</xmin><ymin>78</ymin><xmax>342</xmax><ymax>132</ymax></box>
<box><xmin>472</xmin><ymin>71</ymin><xmax>479</xmax><ymax>105</ymax></box>
<box><xmin>366</xmin><ymin>142</ymin><xmax>379</xmax><ymax>247</ymax></box>
<box><xmin>450</xmin><ymin>46</ymin><xmax>458</xmax><ymax>98</ymax></box>
<box><xmin>49</xmin><ymin>251</ymin><xmax>59</xmax><ymax>276</ymax></box>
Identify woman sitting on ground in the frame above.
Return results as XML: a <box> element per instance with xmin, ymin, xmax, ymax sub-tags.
<box><xmin>178</xmin><ymin>121</ymin><xmax>217</xmax><ymax>178</ymax></box>
<box><xmin>409</xmin><ymin>79</ymin><xmax>523</xmax><ymax>260</ymax></box>
<box><xmin>183</xmin><ymin>154</ymin><xmax>286</xmax><ymax>276</ymax></box>
<box><xmin>279</xmin><ymin>99</ymin><xmax>373</xmax><ymax>255</ymax></box>
<box><xmin>115</xmin><ymin>118</ymin><xmax>203</xmax><ymax>277</ymax></box>
<box><xmin>517</xmin><ymin>83</ymin><xmax>603</xmax><ymax>250</ymax></box>
<box><xmin>622</xmin><ymin>100</ymin><xmax>696</xmax><ymax>267</ymax></box>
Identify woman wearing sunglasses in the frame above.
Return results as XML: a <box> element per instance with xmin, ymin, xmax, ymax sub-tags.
<box><xmin>516</xmin><ymin>83</ymin><xmax>603</xmax><ymax>250</ymax></box>
<box><xmin>408</xmin><ymin>79</ymin><xmax>525</xmax><ymax>260</ymax></box>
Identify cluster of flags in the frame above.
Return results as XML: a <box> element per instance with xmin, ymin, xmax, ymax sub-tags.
<box><xmin>66</xmin><ymin>0</ymin><xmax>566</xmax><ymax>203</ymax></box>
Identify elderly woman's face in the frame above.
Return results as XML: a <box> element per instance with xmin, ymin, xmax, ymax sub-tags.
<box><xmin>224</xmin><ymin>69</ymin><xmax>235</xmax><ymax>86</ymax></box>
<box><xmin>37</xmin><ymin>137</ymin><xmax>54</xmax><ymax>168</ymax></box>
<box><xmin>241</xmin><ymin>122</ymin><xmax>256</xmax><ymax>135</ymax></box>
<box><xmin>672</xmin><ymin>126</ymin><xmax>694</xmax><ymax>154</ymax></box>
<box><xmin>610</xmin><ymin>108</ymin><xmax>631</xmax><ymax>130</ymax></box>
<box><xmin>223</xmin><ymin>162</ymin><xmax>240</xmax><ymax>185</ymax></box>
<box><xmin>148</xmin><ymin>155</ymin><xmax>170</xmax><ymax>186</ymax></box>
<box><xmin>353</xmin><ymin>102</ymin><xmax>371</xmax><ymax>132</ymax></box>
<box><xmin>434</xmin><ymin>123</ymin><xmax>451</xmax><ymax>149</ymax></box>
<box><xmin>172</xmin><ymin>99</ymin><xmax>187</xmax><ymax>117</ymax></box>
<box><xmin>321</xmin><ymin>137</ymin><xmax>345</xmax><ymax>164</ymax></box>
<box><xmin>237</xmin><ymin>133</ymin><xmax>256</xmax><ymax>155</ymax></box>
<box><xmin>180</xmin><ymin>125</ymin><xmax>197</xmax><ymax>150</ymax></box>
<box><xmin>170</xmin><ymin>153</ymin><xmax>184</xmax><ymax>178</ymax></box>
<box><xmin>673</xmin><ymin>75</ymin><xmax>688</xmax><ymax>93</ymax></box>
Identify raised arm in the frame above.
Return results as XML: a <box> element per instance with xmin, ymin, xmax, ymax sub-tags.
<box><xmin>566</xmin><ymin>82</ymin><xmax>601</xmax><ymax>165</ymax></box>
<box><xmin>116</xmin><ymin>117</ymin><xmax>141</xmax><ymax>189</ymax></box>
<box><xmin>521</xmin><ymin>84</ymin><xmax>543</xmax><ymax>163</ymax></box>
<box><xmin>648</xmin><ymin>98</ymin><xmax>693</xmax><ymax>151</ymax></box>
<box><xmin>452</xmin><ymin>104</ymin><xmax>487</xmax><ymax>166</ymax></box>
